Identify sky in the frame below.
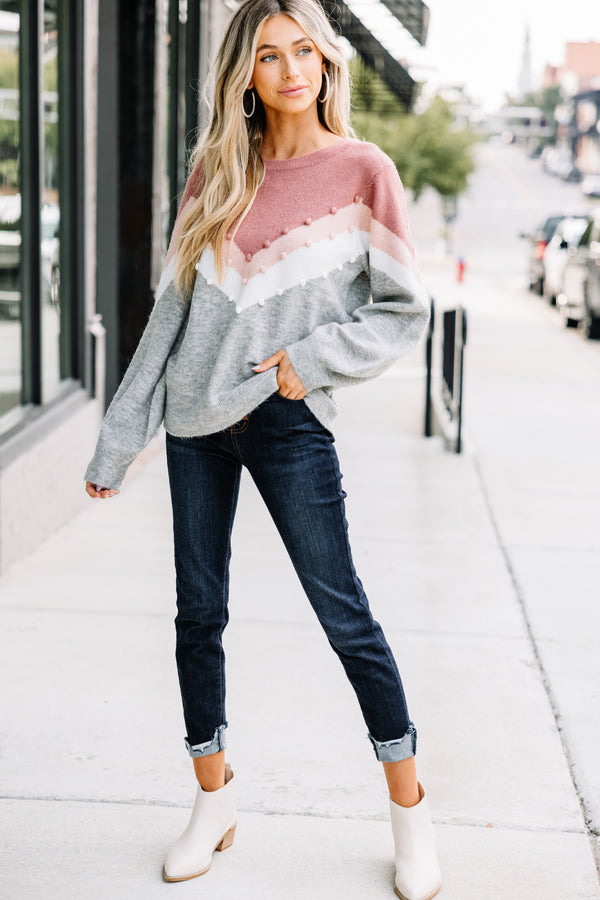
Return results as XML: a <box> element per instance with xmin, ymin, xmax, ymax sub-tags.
<box><xmin>346</xmin><ymin>0</ymin><xmax>600</xmax><ymax>112</ymax></box>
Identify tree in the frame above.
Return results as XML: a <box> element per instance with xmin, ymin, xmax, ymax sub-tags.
<box><xmin>350</xmin><ymin>58</ymin><xmax>479</xmax><ymax>200</ymax></box>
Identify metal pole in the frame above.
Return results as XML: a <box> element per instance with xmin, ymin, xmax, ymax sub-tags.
<box><xmin>456</xmin><ymin>306</ymin><xmax>467</xmax><ymax>454</ymax></box>
<box><xmin>424</xmin><ymin>296</ymin><xmax>434</xmax><ymax>437</ymax></box>
<box><xmin>88</xmin><ymin>313</ymin><xmax>106</xmax><ymax>416</ymax></box>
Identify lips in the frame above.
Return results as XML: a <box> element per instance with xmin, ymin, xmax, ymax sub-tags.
<box><xmin>279</xmin><ymin>85</ymin><xmax>309</xmax><ymax>96</ymax></box>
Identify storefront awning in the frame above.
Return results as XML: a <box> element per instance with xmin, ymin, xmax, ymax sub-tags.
<box><xmin>321</xmin><ymin>0</ymin><xmax>428</xmax><ymax>108</ymax></box>
<box><xmin>377</xmin><ymin>0</ymin><xmax>429</xmax><ymax>46</ymax></box>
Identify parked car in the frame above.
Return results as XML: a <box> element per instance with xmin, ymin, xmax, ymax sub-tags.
<box><xmin>541</xmin><ymin>147</ymin><xmax>574</xmax><ymax>177</ymax></box>
<box><xmin>581</xmin><ymin>174</ymin><xmax>600</xmax><ymax>199</ymax></box>
<box><xmin>0</xmin><ymin>193</ymin><xmax>21</xmax><ymax>319</ymax></box>
<box><xmin>41</xmin><ymin>202</ymin><xmax>60</xmax><ymax>292</ymax></box>
<box><xmin>0</xmin><ymin>196</ymin><xmax>59</xmax><ymax>317</ymax></box>
<box><xmin>520</xmin><ymin>213</ymin><xmax>586</xmax><ymax>295</ymax></box>
<box><xmin>527</xmin><ymin>143</ymin><xmax>544</xmax><ymax>158</ymax></box>
<box><xmin>558</xmin><ymin>209</ymin><xmax>600</xmax><ymax>338</ymax></box>
<box><xmin>554</xmin><ymin>156</ymin><xmax>581</xmax><ymax>182</ymax></box>
<box><xmin>50</xmin><ymin>239</ymin><xmax>60</xmax><ymax>311</ymax></box>
<box><xmin>542</xmin><ymin>216</ymin><xmax>589</xmax><ymax>304</ymax></box>
<box><xmin>561</xmin><ymin>163</ymin><xmax>582</xmax><ymax>183</ymax></box>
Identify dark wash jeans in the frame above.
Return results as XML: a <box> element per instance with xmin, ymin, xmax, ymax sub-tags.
<box><xmin>165</xmin><ymin>393</ymin><xmax>416</xmax><ymax>763</ymax></box>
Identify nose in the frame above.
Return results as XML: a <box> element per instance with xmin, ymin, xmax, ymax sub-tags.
<box><xmin>281</xmin><ymin>54</ymin><xmax>300</xmax><ymax>79</ymax></box>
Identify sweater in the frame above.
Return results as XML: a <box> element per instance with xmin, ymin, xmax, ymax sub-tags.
<box><xmin>85</xmin><ymin>138</ymin><xmax>430</xmax><ymax>490</ymax></box>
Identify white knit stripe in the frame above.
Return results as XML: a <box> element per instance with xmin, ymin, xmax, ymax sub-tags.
<box><xmin>155</xmin><ymin>253</ymin><xmax>176</xmax><ymax>302</ymax></box>
<box><xmin>197</xmin><ymin>228</ymin><xmax>371</xmax><ymax>313</ymax></box>
<box><xmin>369</xmin><ymin>246</ymin><xmax>429</xmax><ymax>306</ymax></box>
<box><xmin>158</xmin><ymin>234</ymin><xmax>426</xmax><ymax>312</ymax></box>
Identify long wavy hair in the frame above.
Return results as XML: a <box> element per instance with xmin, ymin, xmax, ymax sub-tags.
<box><xmin>174</xmin><ymin>0</ymin><xmax>353</xmax><ymax>296</ymax></box>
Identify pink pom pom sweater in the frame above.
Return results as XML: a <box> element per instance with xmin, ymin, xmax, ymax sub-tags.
<box><xmin>85</xmin><ymin>138</ymin><xmax>430</xmax><ymax>490</ymax></box>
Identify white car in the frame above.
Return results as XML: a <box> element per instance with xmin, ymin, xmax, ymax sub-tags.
<box><xmin>581</xmin><ymin>175</ymin><xmax>600</xmax><ymax>199</ymax></box>
<box><xmin>543</xmin><ymin>216</ymin><xmax>589</xmax><ymax>305</ymax></box>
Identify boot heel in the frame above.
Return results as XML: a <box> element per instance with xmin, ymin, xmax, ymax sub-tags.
<box><xmin>215</xmin><ymin>824</ymin><xmax>236</xmax><ymax>852</ymax></box>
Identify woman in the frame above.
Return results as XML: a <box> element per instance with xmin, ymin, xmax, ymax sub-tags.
<box><xmin>85</xmin><ymin>0</ymin><xmax>441</xmax><ymax>897</ymax></box>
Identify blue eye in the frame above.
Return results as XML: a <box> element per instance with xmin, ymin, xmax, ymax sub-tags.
<box><xmin>260</xmin><ymin>54</ymin><xmax>277</xmax><ymax>62</ymax></box>
<box><xmin>298</xmin><ymin>47</ymin><xmax>312</xmax><ymax>55</ymax></box>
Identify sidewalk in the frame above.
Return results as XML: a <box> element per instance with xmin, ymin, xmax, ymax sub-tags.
<box><xmin>2</xmin><ymin>301</ymin><xmax>599</xmax><ymax>898</ymax></box>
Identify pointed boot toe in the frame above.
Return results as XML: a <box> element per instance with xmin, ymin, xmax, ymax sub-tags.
<box><xmin>163</xmin><ymin>765</ymin><xmax>236</xmax><ymax>882</ymax></box>
<box><xmin>390</xmin><ymin>783</ymin><xmax>441</xmax><ymax>900</ymax></box>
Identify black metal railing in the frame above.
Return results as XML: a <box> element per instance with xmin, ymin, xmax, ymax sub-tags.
<box><xmin>424</xmin><ymin>297</ymin><xmax>467</xmax><ymax>453</ymax></box>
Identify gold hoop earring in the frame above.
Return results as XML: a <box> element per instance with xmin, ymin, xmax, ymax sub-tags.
<box><xmin>242</xmin><ymin>89</ymin><xmax>256</xmax><ymax>119</ymax></box>
<box><xmin>318</xmin><ymin>71</ymin><xmax>330</xmax><ymax>103</ymax></box>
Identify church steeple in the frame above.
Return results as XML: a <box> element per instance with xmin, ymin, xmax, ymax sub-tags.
<box><xmin>518</xmin><ymin>24</ymin><xmax>533</xmax><ymax>98</ymax></box>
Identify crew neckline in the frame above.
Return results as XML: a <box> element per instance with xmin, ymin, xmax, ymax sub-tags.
<box><xmin>263</xmin><ymin>138</ymin><xmax>355</xmax><ymax>170</ymax></box>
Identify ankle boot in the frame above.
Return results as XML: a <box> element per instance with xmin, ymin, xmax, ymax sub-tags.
<box><xmin>390</xmin><ymin>783</ymin><xmax>441</xmax><ymax>900</ymax></box>
<box><xmin>163</xmin><ymin>763</ymin><xmax>236</xmax><ymax>882</ymax></box>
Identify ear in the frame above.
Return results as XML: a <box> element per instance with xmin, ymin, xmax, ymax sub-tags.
<box><xmin>246</xmin><ymin>82</ymin><xmax>254</xmax><ymax>90</ymax></box>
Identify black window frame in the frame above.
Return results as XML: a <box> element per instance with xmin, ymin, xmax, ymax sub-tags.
<box><xmin>7</xmin><ymin>0</ymin><xmax>85</xmax><ymax>431</ymax></box>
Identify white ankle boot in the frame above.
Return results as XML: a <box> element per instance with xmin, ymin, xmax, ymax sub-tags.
<box><xmin>163</xmin><ymin>764</ymin><xmax>236</xmax><ymax>882</ymax></box>
<box><xmin>390</xmin><ymin>783</ymin><xmax>441</xmax><ymax>900</ymax></box>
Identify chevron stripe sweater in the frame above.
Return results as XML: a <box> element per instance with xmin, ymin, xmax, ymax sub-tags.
<box><xmin>85</xmin><ymin>138</ymin><xmax>430</xmax><ymax>490</ymax></box>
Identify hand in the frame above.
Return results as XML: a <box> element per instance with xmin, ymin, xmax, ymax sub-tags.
<box><xmin>253</xmin><ymin>350</ymin><xmax>307</xmax><ymax>400</ymax></box>
<box><xmin>86</xmin><ymin>481</ymin><xmax>120</xmax><ymax>499</ymax></box>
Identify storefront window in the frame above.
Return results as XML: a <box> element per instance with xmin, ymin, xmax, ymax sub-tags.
<box><xmin>41</xmin><ymin>0</ymin><xmax>61</xmax><ymax>403</ymax></box>
<box><xmin>0</xmin><ymin>5</ymin><xmax>21</xmax><ymax>431</ymax></box>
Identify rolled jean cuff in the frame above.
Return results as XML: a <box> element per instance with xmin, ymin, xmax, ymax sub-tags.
<box><xmin>185</xmin><ymin>723</ymin><xmax>227</xmax><ymax>758</ymax></box>
<box><xmin>368</xmin><ymin>722</ymin><xmax>417</xmax><ymax>762</ymax></box>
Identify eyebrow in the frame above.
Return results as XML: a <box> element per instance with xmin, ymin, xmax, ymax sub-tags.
<box><xmin>256</xmin><ymin>37</ymin><xmax>314</xmax><ymax>53</ymax></box>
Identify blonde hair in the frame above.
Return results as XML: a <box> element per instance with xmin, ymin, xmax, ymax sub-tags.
<box><xmin>174</xmin><ymin>0</ymin><xmax>353</xmax><ymax>297</ymax></box>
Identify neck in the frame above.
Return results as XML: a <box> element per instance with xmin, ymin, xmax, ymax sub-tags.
<box><xmin>260</xmin><ymin>109</ymin><xmax>340</xmax><ymax>160</ymax></box>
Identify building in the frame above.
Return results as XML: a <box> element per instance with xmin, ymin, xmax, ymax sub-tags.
<box><xmin>570</xmin><ymin>89</ymin><xmax>600</xmax><ymax>175</ymax></box>
<box><xmin>518</xmin><ymin>24</ymin><xmax>533</xmax><ymax>99</ymax></box>
<box><xmin>544</xmin><ymin>41</ymin><xmax>600</xmax><ymax>97</ymax></box>
<box><xmin>0</xmin><ymin>0</ymin><xmax>428</xmax><ymax>574</ymax></box>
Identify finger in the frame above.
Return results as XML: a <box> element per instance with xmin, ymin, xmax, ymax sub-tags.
<box><xmin>86</xmin><ymin>481</ymin><xmax>119</xmax><ymax>499</ymax></box>
<box><xmin>85</xmin><ymin>481</ymin><xmax>102</xmax><ymax>498</ymax></box>
<box><xmin>278</xmin><ymin>384</ymin><xmax>304</xmax><ymax>399</ymax></box>
<box><xmin>252</xmin><ymin>350</ymin><xmax>285</xmax><ymax>372</ymax></box>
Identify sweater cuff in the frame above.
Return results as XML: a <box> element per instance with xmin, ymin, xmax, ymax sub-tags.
<box><xmin>285</xmin><ymin>338</ymin><xmax>330</xmax><ymax>395</ymax></box>
<box><xmin>84</xmin><ymin>449</ymin><xmax>131</xmax><ymax>492</ymax></box>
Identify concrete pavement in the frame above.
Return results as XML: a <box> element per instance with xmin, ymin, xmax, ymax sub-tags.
<box><xmin>2</xmin><ymin>142</ymin><xmax>600</xmax><ymax>898</ymax></box>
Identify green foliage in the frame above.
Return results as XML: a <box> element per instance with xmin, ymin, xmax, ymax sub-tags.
<box><xmin>349</xmin><ymin>56</ymin><xmax>409</xmax><ymax>117</ymax></box>
<box><xmin>350</xmin><ymin>59</ymin><xmax>479</xmax><ymax>201</ymax></box>
<box><xmin>0</xmin><ymin>47</ymin><xmax>19</xmax><ymax>89</ymax></box>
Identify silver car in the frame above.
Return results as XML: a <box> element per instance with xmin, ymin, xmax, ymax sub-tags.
<box><xmin>543</xmin><ymin>216</ymin><xmax>588</xmax><ymax>305</ymax></box>
<box><xmin>558</xmin><ymin>210</ymin><xmax>600</xmax><ymax>338</ymax></box>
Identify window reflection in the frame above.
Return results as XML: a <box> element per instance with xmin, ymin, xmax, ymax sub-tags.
<box><xmin>41</xmin><ymin>1</ymin><xmax>61</xmax><ymax>402</ymax></box>
<box><xmin>0</xmin><ymin>5</ymin><xmax>21</xmax><ymax>430</ymax></box>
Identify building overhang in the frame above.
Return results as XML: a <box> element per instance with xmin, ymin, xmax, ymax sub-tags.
<box><xmin>377</xmin><ymin>0</ymin><xmax>429</xmax><ymax>46</ymax></box>
<box><xmin>321</xmin><ymin>0</ymin><xmax>428</xmax><ymax>109</ymax></box>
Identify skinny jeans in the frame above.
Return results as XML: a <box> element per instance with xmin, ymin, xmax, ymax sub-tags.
<box><xmin>165</xmin><ymin>392</ymin><xmax>416</xmax><ymax>763</ymax></box>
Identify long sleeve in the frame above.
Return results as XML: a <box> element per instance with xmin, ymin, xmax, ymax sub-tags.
<box><xmin>284</xmin><ymin>162</ymin><xmax>430</xmax><ymax>394</ymax></box>
<box><xmin>84</xmin><ymin>166</ymin><xmax>203</xmax><ymax>490</ymax></box>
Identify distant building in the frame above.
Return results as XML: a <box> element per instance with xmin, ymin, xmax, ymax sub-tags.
<box><xmin>518</xmin><ymin>25</ymin><xmax>533</xmax><ymax>99</ymax></box>
<box><xmin>544</xmin><ymin>41</ymin><xmax>600</xmax><ymax>97</ymax></box>
<box><xmin>487</xmin><ymin>106</ymin><xmax>553</xmax><ymax>143</ymax></box>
